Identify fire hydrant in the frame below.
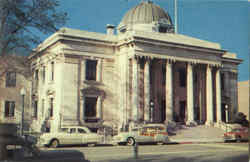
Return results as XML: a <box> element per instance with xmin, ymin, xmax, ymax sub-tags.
<box><xmin>133</xmin><ymin>142</ymin><xmax>138</xmax><ymax>159</ymax></box>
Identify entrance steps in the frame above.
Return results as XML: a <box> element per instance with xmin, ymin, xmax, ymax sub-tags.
<box><xmin>168</xmin><ymin>124</ymin><xmax>225</xmax><ymax>143</ymax></box>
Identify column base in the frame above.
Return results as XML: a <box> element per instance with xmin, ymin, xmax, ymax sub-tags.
<box><xmin>186</xmin><ymin>120</ymin><xmax>197</xmax><ymax>127</ymax></box>
<box><xmin>214</xmin><ymin>121</ymin><xmax>224</xmax><ymax>129</ymax></box>
<box><xmin>205</xmin><ymin>121</ymin><xmax>214</xmax><ymax>126</ymax></box>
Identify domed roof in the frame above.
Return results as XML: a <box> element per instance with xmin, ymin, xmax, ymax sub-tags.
<box><xmin>118</xmin><ymin>1</ymin><xmax>173</xmax><ymax>28</ymax></box>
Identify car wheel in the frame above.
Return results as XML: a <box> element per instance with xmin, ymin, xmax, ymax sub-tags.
<box><xmin>50</xmin><ymin>139</ymin><xmax>59</xmax><ymax>148</ymax></box>
<box><xmin>127</xmin><ymin>137</ymin><xmax>135</xmax><ymax>146</ymax></box>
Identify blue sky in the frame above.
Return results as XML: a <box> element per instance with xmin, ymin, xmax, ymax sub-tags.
<box><xmin>52</xmin><ymin>0</ymin><xmax>249</xmax><ymax>81</ymax></box>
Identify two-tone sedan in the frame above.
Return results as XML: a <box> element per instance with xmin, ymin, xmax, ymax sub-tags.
<box><xmin>224</xmin><ymin>126</ymin><xmax>248</xmax><ymax>142</ymax></box>
<box><xmin>38</xmin><ymin>126</ymin><xmax>102</xmax><ymax>148</ymax></box>
<box><xmin>113</xmin><ymin>124</ymin><xmax>169</xmax><ymax>146</ymax></box>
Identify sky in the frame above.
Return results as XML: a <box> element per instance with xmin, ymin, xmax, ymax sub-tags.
<box><xmin>46</xmin><ymin>0</ymin><xmax>249</xmax><ymax>81</ymax></box>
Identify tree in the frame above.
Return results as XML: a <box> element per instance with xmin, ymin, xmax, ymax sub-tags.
<box><xmin>0</xmin><ymin>0</ymin><xmax>67</xmax><ymax>85</ymax></box>
<box><xmin>0</xmin><ymin>0</ymin><xmax>67</xmax><ymax>56</ymax></box>
<box><xmin>233</xmin><ymin>112</ymin><xmax>249</xmax><ymax>127</ymax></box>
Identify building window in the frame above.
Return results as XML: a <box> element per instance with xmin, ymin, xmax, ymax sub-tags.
<box><xmin>6</xmin><ymin>72</ymin><xmax>16</xmax><ymax>87</ymax></box>
<box><xmin>179</xmin><ymin>69</ymin><xmax>186</xmax><ymax>87</ymax></box>
<box><xmin>85</xmin><ymin>97</ymin><xmax>97</xmax><ymax>118</ymax></box>
<box><xmin>51</xmin><ymin>62</ymin><xmax>54</xmax><ymax>81</ymax></box>
<box><xmin>86</xmin><ymin>60</ymin><xmax>97</xmax><ymax>81</ymax></box>
<box><xmin>4</xmin><ymin>101</ymin><xmax>15</xmax><ymax>117</ymax></box>
<box><xmin>33</xmin><ymin>100</ymin><xmax>38</xmax><ymax>119</ymax></box>
<box><xmin>159</xmin><ymin>26</ymin><xmax>167</xmax><ymax>33</ymax></box>
<box><xmin>49</xmin><ymin>98</ymin><xmax>53</xmax><ymax>117</ymax></box>
<box><xmin>42</xmin><ymin>66</ymin><xmax>46</xmax><ymax>83</ymax></box>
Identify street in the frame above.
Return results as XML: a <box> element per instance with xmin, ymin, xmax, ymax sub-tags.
<box><xmin>33</xmin><ymin>143</ymin><xmax>248</xmax><ymax>162</ymax></box>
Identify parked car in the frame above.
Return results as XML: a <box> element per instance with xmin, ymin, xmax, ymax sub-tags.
<box><xmin>223</xmin><ymin>126</ymin><xmax>248</xmax><ymax>142</ymax></box>
<box><xmin>37</xmin><ymin>126</ymin><xmax>102</xmax><ymax>148</ymax></box>
<box><xmin>112</xmin><ymin>124</ymin><xmax>169</xmax><ymax>146</ymax></box>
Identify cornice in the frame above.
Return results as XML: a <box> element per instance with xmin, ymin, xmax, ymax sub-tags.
<box><xmin>132</xmin><ymin>37</ymin><xmax>225</xmax><ymax>55</ymax></box>
<box><xmin>133</xmin><ymin>50</ymin><xmax>222</xmax><ymax>66</ymax></box>
<box><xmin>221</xmin><ymin>57</ymin><xmax>243</xmax><ymax>65</ymax></box>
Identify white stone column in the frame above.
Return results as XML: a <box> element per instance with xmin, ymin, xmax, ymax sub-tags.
<box><xmin>132</xmin><ymin>58</ymin><xmax>139</xmax><ymax>122</ymax></box>
<box><xmin>96</xmin><ymin>96</ymin><xmax>102</xmax><ymax>119</ymax></box>
<box><xmin>97</xmin><ymin>59</ymin><xmax>102</xmax><ymax>82</ymax></box>
<box><xmin>186</xmin><ymin>63</ymin><xmax>196</xmax><ymax>125</ymax></box>
<box><xmin>206</xmin><ymin>65</ymin><xmax>214</xmax><ymax>125</ymax></box>
<box><xmin>51</xmin><ymin>61</ymin><xmax>63</xmax><ymax>132</ymax></box>
<box><xmin>216</xmin><ymin>69</ymin><xmax>222</xmax><ymax>123</ymax></box>
<box><xmin>81</xmin><ymin>59</ymin><xmax>86</xmax><ymax>82</ymax></box>
<box><xmin>165</xmin><ymin>60</ymin><xmax>173</xmax><ymax>122</ymax></box>
<box><xmin>144</xmin><ymin>59</ymin><xmax>150</xmax><ymax>121</ymax></box>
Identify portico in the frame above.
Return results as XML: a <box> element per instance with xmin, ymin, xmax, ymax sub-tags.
<box><xmin>125</xmin><ymin>50</ymin><xmax>224</xmax><ymax>126</ymax></box>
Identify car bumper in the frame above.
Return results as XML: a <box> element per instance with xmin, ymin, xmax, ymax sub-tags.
<box><xmin>223</xmin><ymin>136</ymin><xmax>236</xmax><ymax>141</ymax></box>
<box><xmin>112</xmin><ymin>137</ymin><xmax>127</xmax><ymax>145</ymax></box>
<box><xmin>36</xmin><ymin>139</ymin><xmax>50</xmax><ymax>147</ymax></box>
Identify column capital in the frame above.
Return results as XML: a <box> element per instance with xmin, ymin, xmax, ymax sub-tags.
<box><xmin>166</xmin><ymin>59</ymin><xmax>175</xmax><ymax>64</ymax></box>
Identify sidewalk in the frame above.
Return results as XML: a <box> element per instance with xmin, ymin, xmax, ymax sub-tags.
<box><xmin>168</xmin><ymin>125</ymin><xmax>225</xmax><ymax>144</ymax></box>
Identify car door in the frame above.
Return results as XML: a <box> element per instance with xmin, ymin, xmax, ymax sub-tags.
<box><xmin>138</xmin><ymin>127</ymin><xmax>153</xmax><ymax>143</ymax></box>
<box><xmin>77</xmin><ymin>128</ymin><xmax>88</xmax><ymax>144</ymax></box>
<box><xmin>59</xmin><ymin>128</ymin><xmax>70</xmax><ymax>145</ymax></box>
<box><xmin>68</xmin><ymin>128</ymin><xmax>81</xmax><ymax>144</ymax></box>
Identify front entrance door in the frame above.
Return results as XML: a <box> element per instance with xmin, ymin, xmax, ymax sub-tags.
<box><xmin>221</xmin><ymin>103</ymin><xmax>226</xmax><ymax>122</ymax></box>
<box><xmin>180</xmin><ymin>101</ymin><xmax>186</xmax><ymax>122</ymax></box>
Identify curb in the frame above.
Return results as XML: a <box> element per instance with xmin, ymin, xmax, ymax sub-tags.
<box><xmin>172</xmin><ymin>140</ymin><xmax>225</xmax><ymax>144</ymax></box>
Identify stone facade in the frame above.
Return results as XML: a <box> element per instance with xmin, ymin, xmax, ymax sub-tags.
<box><xmin>29</xmin><ymin>1</ymin><xmax>242</xmax><ymax>132</ymax></box>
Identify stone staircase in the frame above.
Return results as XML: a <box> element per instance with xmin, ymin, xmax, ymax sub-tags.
<box><xmin>168</xmin><ymin>124</ymin><xmax>225</xmax><ymax>143</ymax></box>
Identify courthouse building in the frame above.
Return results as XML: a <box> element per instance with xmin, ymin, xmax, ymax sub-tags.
<box><xmin>29</xmin><ymin>1</ymin><xmax>242</xmax><ymax>132</ymax></box>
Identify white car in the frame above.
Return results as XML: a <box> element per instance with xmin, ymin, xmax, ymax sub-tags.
<box><xmin>113</xmin><ymin>124</ymin><xmax>169</xmax><ymax>146</ymax></box>
<box><xmin>38</xmin><ymin>126</ymin><xmax>102</xmax><ymax>148</ymax></box>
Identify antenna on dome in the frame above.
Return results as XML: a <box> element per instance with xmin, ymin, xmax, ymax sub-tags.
<box><xmin>174</xmin><ymin>0</ymin><xmax>178</xmax><ymax>34</ymax></box>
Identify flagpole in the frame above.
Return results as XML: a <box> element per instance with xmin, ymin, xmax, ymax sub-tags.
<box><xmin>174</xmin><ymin>0</ymin><xmax>178</xmax><ymax>34</ymax></box>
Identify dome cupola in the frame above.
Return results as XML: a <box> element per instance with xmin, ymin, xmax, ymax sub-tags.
<box><xmin>118</xmin><ymin>1</ymin><xmax>174</xmax><ymax>34</ymax></box>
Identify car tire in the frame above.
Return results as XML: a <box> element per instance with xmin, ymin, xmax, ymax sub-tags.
<box><xmin>50</xmin><ymin>139</ymin><xmax>59</xmax><ymax>148</ymax></box>
<box><xmin>127</xmin><ymin>137</ymin><xmax>135</xmax><ymax>146</ymax></box>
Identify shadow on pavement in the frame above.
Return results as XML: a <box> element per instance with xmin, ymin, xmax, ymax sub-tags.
<box><xmin>11</xmin><ymin>149</ymin><xmax>90</xmax><ymax>162</ymax></box>
<box><xmin>104</xmin><ymin>153</ymin><xmax>248</xmax><ymax>162</ymax></box>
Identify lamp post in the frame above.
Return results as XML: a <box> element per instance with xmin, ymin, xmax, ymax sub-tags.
<box><xmin>20</xmin><ymin>87</ymin><xmax>26</xmax><ymax>137</ymax></box>
<box><xmin>225</xmin><ymin>104</ymin><xmax>228</xmax><ymax>133</ymax></box>
<box><xmin>150</xmin><ymin>101</ymin><xmax>154</xmax><ymax>123</ymax></box>
<box><xmin>225</xmin><ymin>104</ymin><xmax>228</xmax><ymax>123</ymax></box>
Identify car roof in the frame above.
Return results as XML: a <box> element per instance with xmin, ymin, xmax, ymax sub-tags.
<box><xmin>142</xmin><ymin>124</ymin><xmax>166</xmax><ymax>128</ymax></box>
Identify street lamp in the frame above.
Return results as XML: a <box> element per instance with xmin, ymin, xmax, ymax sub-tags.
<box><xmin>20</xmin><ymin>87</ymin><xmax>26</xmax><ymax>137</ymax></box>
<box><xmin>225</xmin><ymin>104</ymin><xmax>228</xmax><ymax>123</ymax></box>
<box><xmin>225</xmin><ymin>104</ymin><xmax>229</xmax><ymax>133</ymax></box>
<box><xmin>150</xmin><ymin>101</ymin><xmax>154</xmax><ymax>123</ymax></box>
